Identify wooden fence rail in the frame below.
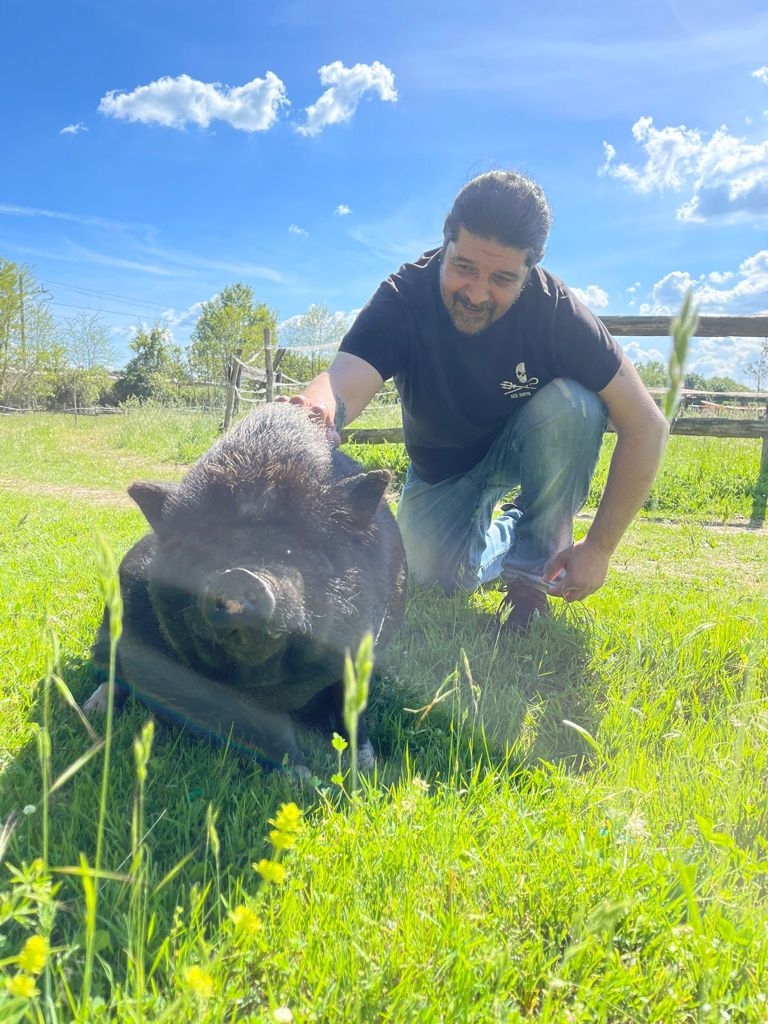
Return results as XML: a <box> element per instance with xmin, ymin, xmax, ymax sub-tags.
<box><xmin>340</xmin><ymin>314</ymin><xmax>768</xmax><ymax>526</ymax></box>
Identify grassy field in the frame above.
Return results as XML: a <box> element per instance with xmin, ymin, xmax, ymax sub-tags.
<box><xmin>1</xmin><ymin>406</ymin><xmax>767</xmax><ymax>1022</ymax></box>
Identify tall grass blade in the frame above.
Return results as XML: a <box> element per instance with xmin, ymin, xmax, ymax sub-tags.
<box><xmin>48</xmin><ymin>740</ymin><xmax>106</xmax><ymax>795</ymax></box>
<box><xmin>663</xmin><ymin>289</ymin><xmax>700</xmax><ymax>422</ymax></box>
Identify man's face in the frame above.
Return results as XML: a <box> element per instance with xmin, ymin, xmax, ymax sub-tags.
<box><xmin>439</xmin><ymin>228</ymin><xmax>530</xmax><ymax>335</ymax></box>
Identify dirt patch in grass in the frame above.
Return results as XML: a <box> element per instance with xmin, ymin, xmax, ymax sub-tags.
<box><xmin>0</xmin><ymin>477</ymin><xmax>134</xmax><ymax>507</ymax></box>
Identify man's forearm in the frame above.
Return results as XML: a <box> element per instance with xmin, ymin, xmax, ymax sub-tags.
<box><xmin>298</xmin><ymin>353</ymin><xmax>384</xmax><ymax>431</ymax></box>
<box><xmin>586</xmin><ymin>422</ymin><xmax>669</xmax><ymax>555</ymax></box>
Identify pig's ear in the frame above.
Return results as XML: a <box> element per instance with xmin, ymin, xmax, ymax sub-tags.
<box><xmin>128</xmin><ymin>481</ymin><xmax>178</xmax><ymax>533</ymax></box>
<box><xmin>334</xmin><ymin>470</ymin><xmax>391</xmax><ymax>529</ymax></box>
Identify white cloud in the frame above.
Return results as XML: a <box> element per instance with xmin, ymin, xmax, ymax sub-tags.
<box><xmin>626</xmin><ymin>281</ymin><xmax>641</xmax><ymax>294</ymax></box>
<box><xmin>59</xmin><ymin>122</ymin><xmax>88</xmax><ymax>136</ymax></box>
<box><xmin>99</xmin><ymin>72</ymin><xmax>289</xmax><ymax>132</ymax></box>
<box><xmin>633</xmin><ymin>250</ymin><xmax>768</xmax><ymax>382</ymax></box>
<box><xmin>334</xmin><ymin>204</ymin><xmax>352</xmax><ymax>216</ymax></box>
<box><xmin>752</xmin><ymin>66</ymin><xmax>768</xmax><ymax>86</ymax></box>
<box><xmin>137</xmin><ymin>243</ymin><xmax>285</xmax><ymax>282</ymax></box>
<box><xmin>277</xmin><ymin>305</ymin><xmax>359</xmax><ymax>351</ymax></box>
<box><xmin>572</xmin><ymin>284</ymin><xmax>609</xmax><ymax>309</ymax></box>
<box><xmin>0</xmin><ymin>237</ymin><xmax>177</xmax><ymax>276</ymax></box>
<box><xmin>640</xmin><ymin>250</ymin><xmax>768</xmax><ymax>316</ymax></box>
<box><xmin>159</xmin><ymin>300</ymin><xmax>207</xmax><ymax>330</ymax></box>
<box><xmin>297</xmin><ymin>61</ymin><xmax>397</xmax><ymax>137</ymax></box>
<box><xmin>288</xmin><ymin>224</ymin><xmax>308</xmax><ymax>236</ymax></box>
<box><xmin>600</xmin><ymin>116</ymin><xmax>768</xmax><ymax>223</ymax></box>
<box><xmin>0</xmin><ymin>203</ymin><xmax>149</xmax><ymax>233</ymax></box>
<box><xmin>622</xmin><ymin>341</ymin><xmax>666</xmax><ymax>364</ymax></box>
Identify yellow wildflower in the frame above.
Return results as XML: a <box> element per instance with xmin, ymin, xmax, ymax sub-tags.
<box><xmin>18</xmin><ymin>935</ymin><xmax>47</xmax><ymax>975</ymax></box>
<box><xmin>254</xmin><ymin>859</ymin><xmax>286</xmax><ymax>884</ymax></box>
<box><xmin>183</xmin><ymin>964</ymin><xmax>215</xmax><ymax>999</ymax></box>
<box><xmin>271</xmin><ymin>802</ymin><xmax>302</xmax><ymax>834</ymax></box>
<box><xmin>229</xmin><ymin>904</ymin><xmax>262</xmax><ymax>935</ymax></box>
<box><xmin>269</xmin><ymin>829</ymin><xmax>296</xmax><ymax>850</ymax></box>
<box><xmin>5</xmin><ymin>973</ymin><xmax>39</xmax><ymax>999</ymax></box>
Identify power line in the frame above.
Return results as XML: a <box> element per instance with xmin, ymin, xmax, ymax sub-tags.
<box><xmin>46</xmin><ymin>299</ymin><xmax>167</xmax><ymax>320</ymax></box>
<box><xmin>38</xmin><ymin>277</ymin><xmax>175</xmax><ymax>312</ymax></box>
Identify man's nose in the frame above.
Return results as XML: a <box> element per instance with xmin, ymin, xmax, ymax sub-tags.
<box><xmin>463</xmin><ymin>278</ymin><xmax>492</xmax><ymax>305</ymax></box>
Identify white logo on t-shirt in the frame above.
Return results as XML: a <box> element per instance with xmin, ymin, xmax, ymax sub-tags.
<box><xmin>501</xmin><ymin>361</ymin><xmax>539</xmax><ymax>399</ymax></box>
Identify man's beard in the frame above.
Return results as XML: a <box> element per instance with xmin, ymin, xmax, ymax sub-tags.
<box><xmin>447</xmin><ymin>293</ymin><xmax>496</xmax><ymax>335</ymax></box>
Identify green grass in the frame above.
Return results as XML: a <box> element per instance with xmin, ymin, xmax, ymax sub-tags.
<box><xmin>3</xmin><ymin>407</ymin><xmax>765</xmax><ymax>524</ymax></box>
<box><xmin>0</xmin><ymin>409</ymin><xmax>767</xmax><ymax>1022</ymax></box>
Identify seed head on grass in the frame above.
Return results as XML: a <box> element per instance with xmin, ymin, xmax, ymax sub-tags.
<box><xmin>344</xmin><ymin>633</ymin><xmax>374</xmax><ymax>732</ymax></box>
<box><xmin>94</xmin><ymin>531</ymin><xmax>123</xmax><ymax>643</ymax></box>
<box><xmin>132</xmin><ymin>719</ymin><xmax>154</xmax><ymax>785</ymax></box>
<box><xmin>343</xmin><ymin>633</ymin><xmax>375</xmax><ymax>796</ymax></box>
<box><xmin>663</xmin><ymin>289</ymin><xmax>699</xmax><ymax>423</ymax></box>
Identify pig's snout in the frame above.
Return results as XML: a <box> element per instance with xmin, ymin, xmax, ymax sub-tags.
<box><xmin>203</xmin><ymin>568</ymin><xmax>277</xmax><ymax>634</ymax></box>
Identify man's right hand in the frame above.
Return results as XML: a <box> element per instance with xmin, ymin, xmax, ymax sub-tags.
<box><xmin>274</xmin><ymin>394</ymin><xmax>342</xmax><ymax>446</ymax></box>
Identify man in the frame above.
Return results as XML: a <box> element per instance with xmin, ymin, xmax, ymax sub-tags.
<box><xmin>279</xmin><ymin>171</ymin><xmax>668</xmax><ymax>630</ymax></box>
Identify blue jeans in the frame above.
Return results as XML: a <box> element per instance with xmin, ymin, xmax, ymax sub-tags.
<box><xmin>396</xmin><ymin>379</ymin><xmax>607</xmax><ymax>593</ymax></box>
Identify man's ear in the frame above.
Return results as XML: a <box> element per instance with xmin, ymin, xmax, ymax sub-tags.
<box><xmin>127</xmin><ymin>481</ymin><xmax>178</xmax><ymax>534</ymax></box>
<box><xmin>333</xmin><ymin>470</ymin><xmax>391</xmax><ymax>530</ymax></box>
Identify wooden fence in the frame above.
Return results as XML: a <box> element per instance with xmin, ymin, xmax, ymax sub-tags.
<box><xmin>339</xmin><ymin>314</ymin><xmax>768</xmax><ymax>525</ymax></box>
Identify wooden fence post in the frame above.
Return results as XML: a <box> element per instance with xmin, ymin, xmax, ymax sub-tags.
<box><xmin>233</xmin><ymin>358</ymin><xmax>244</xmax><ymax>417</ymax></box>
<box><xmin>264</xmin><ymin>327</ymin><xmax>274</xmax><ymax>403</ymax></box>
<box><xmin>221</xmin><ymin>346</ymin><xmax>242</xmax><ymax>432</ymax></box>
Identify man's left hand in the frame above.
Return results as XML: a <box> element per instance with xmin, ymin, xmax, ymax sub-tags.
<box><xmin>543</xmin><ymin>538</ymin><xmax>611</xmax><ymax>602</ymax></box>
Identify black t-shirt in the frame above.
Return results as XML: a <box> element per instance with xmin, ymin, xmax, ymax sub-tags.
<box><xmin>339</xmin><ymin>248</ymin><xmax>623</xmax><ymax>483</ymax></box>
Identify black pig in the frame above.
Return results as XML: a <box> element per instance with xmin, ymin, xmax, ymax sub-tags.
<box><xmin>84</xmin><ymin>404</ymin><xmax>407</xmax><ymax>770</ymax></box>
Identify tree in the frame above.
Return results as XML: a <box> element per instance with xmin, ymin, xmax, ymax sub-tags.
<box><xmin>704</xmin><ymin>376</ymin><xmax>749</xmax><ymax>393</ymax></box>
<box><xmin>633</xmin><ymin>360</ymin><xmax>666</xmax><ymax>388</ymax></box>
<box><xmin>744</xmin><ymin>339</ymin><xmax>768</xmax><ymax>393</ymax></box>
<box><xmin>112</xmin><ymin>325</ymin><xmax>185</xmax><ymax>403</ymax></box>
<box><xmin>189</xmin><ymin>284</ymin><xmax>276</xmax><ymax>385</ymax></box>
<box><xmin>684</xmin><ymin>371</ymin><xmax>707</xmax><ymax>390</ymax></box>
<box><xmin>278</xmin><ymin>303</ymin><xmax>350</xmax><ymax>378</ymax></box>
<box><xmin>59</xmin><ymin>312</ymin><xmax>115</xmax><ymax>411</ymax></box>
<box><xmin>0</xmin><ymin>258</ymin><xmax>65</xmax><ymax>408</ymax></box>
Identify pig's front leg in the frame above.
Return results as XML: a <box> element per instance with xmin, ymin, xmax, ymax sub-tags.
<box><xmin>83</xmin><ymin>680</ymin><xmax>129</xmax><ymax>716</ymax></box>
<box><xmin>119</xmin><ymin>634</ymin><xmax>307</xmax><ymax>768</ymax></box>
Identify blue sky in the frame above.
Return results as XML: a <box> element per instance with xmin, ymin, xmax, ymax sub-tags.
<box><xmin>2</xmin><ymin>0</ymin><xmax>767</xmax><ymax>379</ymax></box>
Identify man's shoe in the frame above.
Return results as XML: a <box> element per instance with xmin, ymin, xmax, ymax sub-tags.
<box><xmin>495</xmin><ymin>578</ymin><xmax>551</xmax><ymax>633</ymax></box>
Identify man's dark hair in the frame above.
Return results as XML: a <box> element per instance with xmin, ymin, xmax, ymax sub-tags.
<box><xmin>442</xmin><ymin>171</ymin><xmax>553</xmax><ymax>266</ymax></box>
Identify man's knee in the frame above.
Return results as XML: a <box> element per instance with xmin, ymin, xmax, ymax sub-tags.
<box><xmin>533</xmin><ymin>378</ymin><xmax>606</xmax><ymax>425</ymax></box>
<box><xmin>401</xmin><ymin>538</ymin><xmax>479</xmax><ymax>595</ymax></box>
<box><xmin>520</xmin><ymin>379</ymin><xmax>607</xmax><ymax>449</ymax></box>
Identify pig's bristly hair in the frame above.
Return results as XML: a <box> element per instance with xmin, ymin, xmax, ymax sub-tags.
<box><xmin>181</xmin><ymin>405</ymin><xmax>334</xmax><ymax>497</ymax></box>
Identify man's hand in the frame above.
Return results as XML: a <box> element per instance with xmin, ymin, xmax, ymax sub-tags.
<box><xmin>543</xmin><ymin>537</ymin><xmax>611</xmax><ymax>602</ymax></box>
<box><xmin>274</xmin><ymin>353</ymin><xmax>384</xmax><ymax>448</ymax></box>
<box><xmin>274</xmin><ymin>394</ymin><xmax>341</xmax><ymax>446</ymax></box>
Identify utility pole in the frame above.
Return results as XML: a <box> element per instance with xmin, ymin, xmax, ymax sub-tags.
<box><xmin>18</xmin><ymin>274</ymin><xmax>26</xmax><ymax>358</ymax></box>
